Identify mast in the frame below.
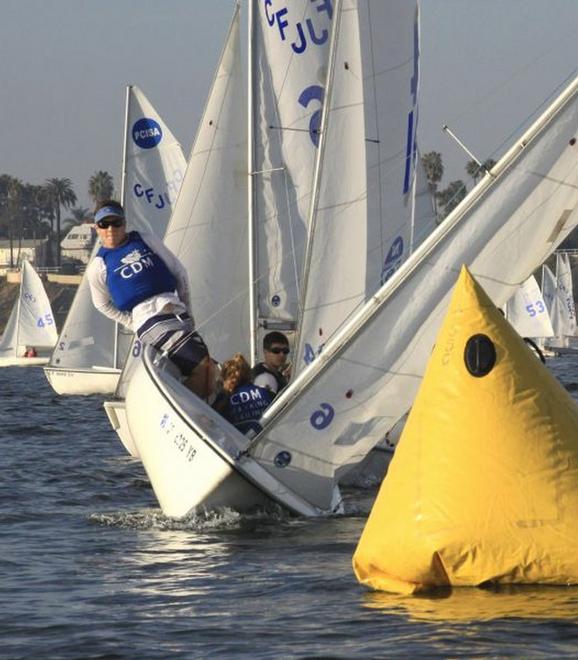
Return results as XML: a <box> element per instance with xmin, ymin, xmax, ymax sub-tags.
<box><xmin>15</xmin><ymin>262</ymin><xmax>24</xmax><ymax>353</ymax></box>
<box><xmin>114</xmin><ymin>84</ymin><xmax>131</xmax><ymax>370</ymax></box>
<box><xmin>247</xmin><ymin>0</ymin><xmax>258</xmax><ymax>366</ymax></box>
<box><xmin>294</xmin><ymin>0</ymin><xmax>343</xmax><ymax>360</ymax></box>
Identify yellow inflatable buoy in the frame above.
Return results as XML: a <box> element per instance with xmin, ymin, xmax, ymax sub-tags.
<box><xmin>353</xmin><ymin>265</ymin><xmax>578</xmax><ymax>594</ymax></box>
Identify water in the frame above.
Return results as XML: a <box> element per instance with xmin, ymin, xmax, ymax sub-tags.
<box><xmin>2</xmin><ymin>360</ymin><xmax>578</xmax><ymax>658</ymax></box>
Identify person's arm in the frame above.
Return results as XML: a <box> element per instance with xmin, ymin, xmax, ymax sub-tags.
<box><xmin>144</xmin><ymin>233</ymin><xmax>191</xmax><ymax>312</ymax></box>
<box><xmin>86</xmin><ymin>258</ymin><xmax>133</xmax><ymax>329</ymax></box>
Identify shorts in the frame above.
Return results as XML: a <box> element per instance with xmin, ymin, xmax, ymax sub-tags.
<box><xmin>137</xmin><ymin>313</ymin><xmax>209</xmax><ymax>377</ymax></box>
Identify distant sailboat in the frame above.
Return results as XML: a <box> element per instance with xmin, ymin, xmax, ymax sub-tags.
<box><xmin>543</xmin><ymin>252</ymin><xmax>578</xmax><ymax>353</ymax></box>
<box><xmin>44</xmin><ymin>85</ymin><xmax>186</xmax><ymax>395</ymax></box>
<box><xmin>505</xmin><ymin>274</ymin><xmax>554</xmax><ymax>340</ymax></box>
<box><xmin>0</xmin><ymin>261</ymin><xmax>58</xmax><ymax>367</ymax></box>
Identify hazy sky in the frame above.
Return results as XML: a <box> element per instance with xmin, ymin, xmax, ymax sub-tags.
<box><xmin>1</xmin><ymin>0</ymin><xmax>577</xmax><ymax>210</ymax></box>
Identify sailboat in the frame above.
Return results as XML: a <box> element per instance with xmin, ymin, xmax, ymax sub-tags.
<box><xmin>0</xmin><ymin>260</ymin><xmax>58</xmax><ymax>367</ymax></box>
<box><xmin>505</xmin><ymin>274</ymin><xmax>554</xmax><ymax>345</ymax></box>
<box><xmin>543</xmin><ymin>251</ymin><xmax>578</xmax><ymax>354</ymax></box>
<box><xmin>105</xmin><ymin>4</ymin><xmax>250</xmax><ymax>458</ymax></box>
<box><xmin>44</xmin><ymin>86</ymin><xmax>186</xmax><ymax>395</ymax></box>
<box><xmin>126</xmin><ymin>1</ymin><xmax>578</xmax><ymax>519</ymax></box>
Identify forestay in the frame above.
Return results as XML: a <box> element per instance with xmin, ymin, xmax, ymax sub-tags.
<box><xmin>505</xmin><ymin>275</ymin><xmax>554</xmax><ymax>338</ymax></box>
<box><xmin>250</xmin><ymin>0</ymin><xmax>334</xmax><ymax>343</ymax></box>
<box><xmin>48</xmin><ymin>86</ymin><xmax>186</xmax><ymax>374</ymax></box>
<box><xmin>0</xmin><ymin>261</ymin><xmax>57</xmax><ymax>357</ymax></box>
<box><xmin>251</xmin><ymin>72</ymin><xmax>578</xmax><ymax>512</ymax></box>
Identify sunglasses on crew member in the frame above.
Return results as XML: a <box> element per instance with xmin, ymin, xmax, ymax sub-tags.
<box><xmin>268</xmin><ymin>347</ymin><xmax>290</xmax><ymax>355</ymax></box>
<box><xmin>96</xmin><ymin>218</ymin><xmax>124</xmax><ymax>229</ymax></box>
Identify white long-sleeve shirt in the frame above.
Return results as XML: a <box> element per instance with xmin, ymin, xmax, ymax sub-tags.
<box><xmin>86</xmin><ymin>232</ymin><xmax>193</xmax><ymax>333</ymax></box>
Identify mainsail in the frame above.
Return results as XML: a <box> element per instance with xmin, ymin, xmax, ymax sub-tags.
<box><xmin>554</xmin><ymin>251</ymin><xmax>577</xmax><ymax>339</ymax></box>
<box><xmin>251</xmin><ymin>71</ymin><xmax>578</xmax><ymax>512</ymax></box>
<box><xmin>47</xmin><ymin>86</ymin><xmax>186</xmax><ymax>384</ymax></box>
<box><xmin>294</xmin><ymin>0</ymin><xmax>367</xmax><ymax>374</ymax></box>
<box><xmin>118</xmin><ymin>3</ymin><xmax>248</xmax><ymax>399</ymax></box>
<box><xmin>249</xmin><ymin>0</ymin><xmax>334</xmax><ymax>358</ymax></box>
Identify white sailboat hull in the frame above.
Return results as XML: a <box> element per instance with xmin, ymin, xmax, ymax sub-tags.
<box><xmin>126</xmin><ymin>348</ymin><xmax>337</xmax><ymax>517</ymax></box>
<box><xmin>103</xmin><ymin>400</ymin><xmax>140</xmax><ymax>458</ymax></box>
<box><xmin>0</xmin><ymin>356</ymin><xmax>50</xmax><ymax>367</ymax></box>
<box><xmin>43</xmin><ymin>366</ymin><xmax>121</xmax><ymax>395</ymax></box>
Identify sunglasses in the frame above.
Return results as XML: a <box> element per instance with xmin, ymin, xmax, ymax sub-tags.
<box><xmin>96</xmin><ymin>218</ymin><xmax>124</xmax><ymax>229</ymax></box>
<box><xmin>268</xmin><ymin>347</ymin><xmax>289</xmax><ymax>355</ymax></box>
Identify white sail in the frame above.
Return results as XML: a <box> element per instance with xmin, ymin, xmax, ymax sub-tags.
<box><xmin>411</xmin><ymin>149</ymin><xmax>437</xmax><ymax>252</ymax></box>
<box><xmin>362</xmin><ymin>0</ymin><xmax>420</xmax><ymax>295</ymax></box>
<box><xmin>505</xmin><ymin>275</ymin><xmax>554</xmax><ymax>338</ymax></box>
<box><xmin>250</xmin><ymin>0</ymin><xmax>334</xmax><ymax>347</ymax></box>
<box><xmin>46</xmin><ymin>87</ymin><xmax>186</xmax><ymax>394</ymax></box>
<box><xmin>0</xmin><ymin>261</ymin><xmax>57</xmax><ymax>361</ymax></box>
<box><xmin>116</xmin><ymin>3</ymin><xmax>248</xmax><ymax>403</ymax></box>
<box><xmin>541</xmin><ymin>263</ymin><xmax>557</xmax><ymax>316</ymax></box>
<box><xmin>251</xmin><ymin>72</ymin><xmax>578</xmax><ymax>512</ymax></box>
<box><xmin>294</xmin><ymin>0</ymin><xmax>367</xmax><ymax>373</ymax></box>
<box><xmin>555</xmin><ymin>251</ymin><xmax>577</xmax><ymax>336</ymax></box>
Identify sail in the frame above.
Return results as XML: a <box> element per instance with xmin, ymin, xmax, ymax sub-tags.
<box><xmin>541</xmin><ymin>263</ymin><xmax>557</xmax><ymax>317</ymax></box>
<box><xmin>250</xmin><ymin>0</ymin><xmax>334</xmax><ymax>338</ymax></box>
<box><xmin>117</xmin><ymin>4</ymin><xmax>247</xmax><ymax>401</ymax></box>
<box><xmin>250</xmin><ymin>73</ymin><xmax>578</xmax><ymax>511</ymax></box>
<box><xmin>0</xmin><ymin>261</ymin><xmax>57</xmax><ymax>356</ymax></box>
<box><xmin>505</xmin><ymin>275</ymin><xmax>554</xmax><ymax>338</ymax></box>
<box><xmin>362</xmin><ymin>0</ymin><xmax>420</xmax><ymax>294</ymax></box>
<box><xmin>48</xmin><ymin>87</ymin><xmax>186</xmax><ymax>373</ymax></box>
<box><xmin>555</xmin><ymin>251</ymin><xmax>577</xmax><ymax>336</ymax></box>
<box><xmin>411</xmin><ymin>149</ymin><xmax>437</xmax><ymax>252</ymax></box>
<box><xmin>294</xmin><ymin>0</ymin><xmax>367</xmax><ymax>373</ymax></box>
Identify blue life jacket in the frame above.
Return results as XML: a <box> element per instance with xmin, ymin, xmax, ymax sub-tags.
<box><xmin>224</xmin><ymin>384</ymin><xmax>274</xmax><ymax>435</ymax></box>
<box><xmin>98</xmin><ymin>231</ymin><xmax>177</xmax><ymax>311</ymax></box>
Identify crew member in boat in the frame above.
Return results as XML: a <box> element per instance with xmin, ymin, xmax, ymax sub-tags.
<box><xmin>252</xmin><ymin>331</ymin><xmax>290</xmax><ymax>397</ymax></box>
<box><xmin>213</xmin><ymin>353</ymin><xmax>273</xmax><ymax>435</ymax></box>
<box><xmin>24</xmin><ymin>346</ymin><xmax>37</xmax><ymax>358</ymax></box>
<box><xmin>86</xmin><ymin>200</ymin><xmax>214</xmax><ymax>399</ymax></box>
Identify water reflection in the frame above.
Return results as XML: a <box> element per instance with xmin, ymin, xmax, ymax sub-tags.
<box><xmin>363</xmin><ymin>585</ymin><xmax>578</xmax><ymax>622</ymax></box>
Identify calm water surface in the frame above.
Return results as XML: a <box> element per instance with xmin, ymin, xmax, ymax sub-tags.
<box><xmin>2</xmin><ymin>359</ymin><xmax>578</xmax><ymax>658</ymax></box>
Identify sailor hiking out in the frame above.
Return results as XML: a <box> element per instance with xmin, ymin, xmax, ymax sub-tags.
<box><xmin>87</xmin><ymin>200</ymin><xmax>215</xmax><ymax>399</ymax></box>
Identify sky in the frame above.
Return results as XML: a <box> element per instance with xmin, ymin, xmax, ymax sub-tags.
<box><xmin>1</xmin><ymin>0</ymin><xmax>577</xmax><ymax>211</ymax></box>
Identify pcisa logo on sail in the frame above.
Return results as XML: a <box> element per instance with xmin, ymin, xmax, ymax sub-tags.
<box><xmin>132</xmin><ymin>118</ymin><xmax>163</xmax><ymax>149</ymax></box>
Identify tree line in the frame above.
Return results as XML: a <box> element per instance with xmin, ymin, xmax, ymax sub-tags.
<box><xmin>0</xmin><ymin>171</ymin><xmax>115</xmax><ymax>267</ymax></box>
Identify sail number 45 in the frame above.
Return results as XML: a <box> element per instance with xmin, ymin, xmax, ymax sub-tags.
<box><xmin>37</xmin><ymin>313</ymin><xmax>54</xmax><ymax>328</ymax></box>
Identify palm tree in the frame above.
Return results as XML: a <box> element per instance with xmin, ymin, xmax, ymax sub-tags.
<box><xmin>6</xmin><ymin>177</ymin><xmax>23</xmax><ymax>267</ymax></box>
<box><xmin>62</xmin><ymin>206</ymin><xmax>91</xmax><ymax>233</ymax></box>
<box><xmin>421</xmin><ymin>151</ymin><xmax>444</xmax><ymax>217</ymax></box>
<box><xmin>465</xmin><ymin>158</ymin><xmax>497</xmax><ymax>183</ymax></box>
<box><xmin>436</xmin><ymin>180</ymin><xmax>468</xmax><ymax>221</ymax></box>
<box><xmin>88</xmin><ymin>171</ymin><xmax>115</xmax><ymax>206</ymax></box>
<box><xmin>44</xmin><ymin>177</ymin><xmax>77</xmax><ymax>267</ymax></box>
